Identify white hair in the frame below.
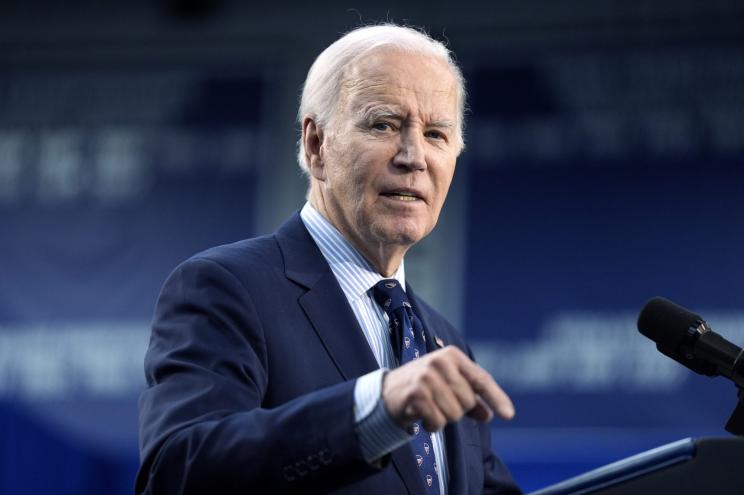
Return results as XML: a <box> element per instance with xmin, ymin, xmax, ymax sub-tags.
<box><xmin>296</xmin><ymin>23</ymin><xmax>466</xmax><ymax>174</ymax></box>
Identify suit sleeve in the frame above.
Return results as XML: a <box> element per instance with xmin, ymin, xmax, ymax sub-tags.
<box><xmin>136</xmin><ymin>257</ymin><xmax>381</xmax><ymax>494</ymax></box>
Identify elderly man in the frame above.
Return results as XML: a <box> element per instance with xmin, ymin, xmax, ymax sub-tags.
<box><xmin>137</xmin><ymin>24</ymin><xmax>521</xmax><ymax>495</ymax></box>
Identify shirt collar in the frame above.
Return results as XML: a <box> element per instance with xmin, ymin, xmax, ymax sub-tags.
<box><xmin>300</xmin><ymin>202</ymin><xmax>406</xmax><ymax>303</ymax></box>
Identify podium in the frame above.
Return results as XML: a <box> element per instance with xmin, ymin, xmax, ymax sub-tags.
<box><xmin>529</xmin><ymin>437</ymin><xmax>744</xmax><ymax>495</ymax></box>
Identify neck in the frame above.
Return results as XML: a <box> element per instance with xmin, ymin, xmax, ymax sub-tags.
<box><xmin>362</xmin><ymin>243</ymin><xmax>405</xmax><ymax>278</ymax></box>
<box><xmin>308</xmin><ymin>191</ymin><xmax>407</xmax><ymax>278</ymax></box>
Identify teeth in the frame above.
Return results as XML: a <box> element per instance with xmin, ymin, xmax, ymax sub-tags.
<box><xmin>388</xmin><ymin>194</ymin><xmax>418</xmax><ymax>201</ymax></box>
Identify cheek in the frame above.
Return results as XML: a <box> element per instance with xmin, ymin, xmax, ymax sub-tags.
<box><xmin>324</xmin><ymin>154</ymin><xmax>357</xmax><ymax>194</ymax></box>
<box><xmin>346</xmin><ymin>156</ymin><xmax>382</xmax><ymax>197</ymax></box>
<box><xmin>432</xmin><ymin>165</ymin><xmax>456</xmax><ymax>203</ymax></box>
<box><xmin>328</xmin><ymin>166</ymin><xmax>373</xmax><ymax>214</ymax></box>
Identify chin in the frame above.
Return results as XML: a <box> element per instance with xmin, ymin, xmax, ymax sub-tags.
<box><xmin>373</xmin><ymin>221</ymin><xmax>430</xmax><ymax>247</ymax></box>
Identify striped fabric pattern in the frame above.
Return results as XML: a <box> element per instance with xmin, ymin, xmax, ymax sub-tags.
<box><xmin>300</xmin><ymin>202</ymin><xmax>448</xmax><ymax>494</ymax></box>
<box><xmin>300</xmin><ymin>203</ymin><xmax>399</xmax><ymax>367</ymax></box>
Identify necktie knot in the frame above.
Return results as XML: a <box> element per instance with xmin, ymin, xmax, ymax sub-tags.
<box><xmin>372</xmin><ymin>278</ymin><xmax>423</xmax><ymax>361</ymax></box>
<box><xmin>372</xmin><ymin>278</ymin><xmax>410</xmax><ymax>316</ymax></box>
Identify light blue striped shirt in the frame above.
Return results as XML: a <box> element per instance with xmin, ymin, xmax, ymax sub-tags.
<box><xmin>300</xmin><ymin>202</ymin><xmax>448</xmax><ymax>494</ymax></box>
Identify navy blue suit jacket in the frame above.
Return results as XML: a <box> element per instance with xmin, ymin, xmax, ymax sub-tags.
<box><xmin>136</xmin><ymin>213</ymin><xmax>520</xmax><ymax>494</ymax></box>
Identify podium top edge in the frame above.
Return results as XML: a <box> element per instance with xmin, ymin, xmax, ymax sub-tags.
<box><xmin>528</xmin><ymin>437</ymin><xmax>695</xmax><ymax>495</ymax></box>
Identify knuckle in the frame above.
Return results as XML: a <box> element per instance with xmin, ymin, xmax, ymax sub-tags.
<box><xmin>442</xmin><ymin>345</ymin><xmax>461</xmax><ymax>358</ymax></box>
<box><xmin>445</xmin><ymin>405</ymin><xmax>463</xmax><ymax>421</ymax></box>
<box><xmin>470</xmin><ymin>368</ymin><xmax>491</xmax><ymax>389</ymax></box>
<box><xmin>409</xmin><ymin>386</ymin><xmax>430</xmax><ymax>404</ymax></box>
<box><xmin>471</xmin><ymin>371</ymin><xmax>486</xmax><ymax>386</ymax></box>
<box><xmin>417</xmin><ymin>365</ymin><xmax>440</xmax><ymax>385</ymax></box>
<box><xmin>407</xmin><ymin>398</ymin><xmax>423</xmax><ymax>416</ymax></box>
<box><xmin>419</xmin><ymin>374</ymin><xmax>434</xmax><ymax>389</ymax></box>
<box><xmin>461</xmin><ymin>394</ymin><xmax>477</xmax><ymax>411</ymax></box>
<box><xmin>427</xmin><ymin>354</ymin><xmax>452</xmax><ymax>376</ymax></box>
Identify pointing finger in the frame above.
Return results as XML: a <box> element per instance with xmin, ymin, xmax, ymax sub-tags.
<box><xmin>460</xmin><ymin>361</ymin><xmax>515</xmax><ymax>420</ymax></box>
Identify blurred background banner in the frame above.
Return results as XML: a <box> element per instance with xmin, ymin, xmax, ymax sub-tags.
<box><xmin>1</xmin><ymin>1</ymin><xmax>743</xmax><ymax>493</ymax></box>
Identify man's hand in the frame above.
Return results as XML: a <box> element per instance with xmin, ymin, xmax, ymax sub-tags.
<box><xmin>382</xmin><ymin>345</ymin><xmax>515</xmax><ymax>432</ymax></box>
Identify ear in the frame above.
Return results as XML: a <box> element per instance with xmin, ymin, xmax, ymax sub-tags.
<box><xmin>302</xmin><ymin>116</ymin><xmax>327</xmax><ymax>181</ymax></box>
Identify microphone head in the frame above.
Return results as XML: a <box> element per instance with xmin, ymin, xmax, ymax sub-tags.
<box><xmin>637</xmin><ymin>296</ymin><xmax>703</xmax><ymax>349</ymax></box>
<box><xmin>637</xmin><ymin>296</ymin><xmax>717</xmax><ymax>376</ymax></box>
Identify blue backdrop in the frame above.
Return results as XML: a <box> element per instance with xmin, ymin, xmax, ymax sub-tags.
<box><xmin>2</xmin><ymin>20</ymin><xmax>744</xmax><ymax>495</ymax></box>
<box><xmin>0</xmin><ymin>68</ymin><xmax>263</xmax><ymax>495</ymax></box>
<box><xmin>464</xmin><ymin>161</ymin><xmax>744</xmax><ymax>489</ymax></box>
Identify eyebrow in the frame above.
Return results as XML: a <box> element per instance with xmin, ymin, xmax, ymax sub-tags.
<box><xmin>358</xmin><ymin>105</ymin><xmax>403</xmax><ymax>123</ymax></box>
<box><xmin>358</xmin><ymin>105</ymin><xmax>456</xmax><ymax>130</ymax></box>
<box><xmin>428</xmin><ymin>119</ymin><xmax>455</xmax><ymax>130</ymax></box>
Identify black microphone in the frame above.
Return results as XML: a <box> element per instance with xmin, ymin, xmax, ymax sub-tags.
<box><xmin>637</xmin><ymin>296</ymin><xmax>744</xmax><ymax>388</ymax></box>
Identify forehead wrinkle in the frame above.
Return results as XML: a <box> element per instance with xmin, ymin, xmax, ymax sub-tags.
<box><xmin>338</xmin><ymin>54</ymin><xmax>459</xmax><ymax>130</ymax></box>
<box><xmin>350</xmin><ymin>85</ymin><xmax>456</xmax><ymax>119</ymax></box>
<box><xmin>336</xmin><ymin>75</ymin><xmax>387</xmax><ymax>120</ymax></box>
<box><xmin>351</xmin><ymin>79</ymin><xmax>453</xmax><ymax>103</ymax></box>
<box><xmin>343</xmin><ymin>69</ymin><xmax>445</xmax><ymax>106</ymax></box>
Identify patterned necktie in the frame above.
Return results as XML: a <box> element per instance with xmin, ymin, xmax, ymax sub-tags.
<box><xmin>373</xmin><ymin>279</ymin><xmax>441</xmax><ymax>494</ymax></box>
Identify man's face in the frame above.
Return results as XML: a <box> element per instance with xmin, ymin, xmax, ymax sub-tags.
<box><xmin>314</xmin><ymin>48</ymin><xmax>460</xmax><ymax>259</ymax></box>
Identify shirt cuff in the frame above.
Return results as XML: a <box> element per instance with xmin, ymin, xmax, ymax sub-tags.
<box><xmin>353</xmin><ymin>368</ymin><xmax>411</xmax><ymax>463</ymax></box>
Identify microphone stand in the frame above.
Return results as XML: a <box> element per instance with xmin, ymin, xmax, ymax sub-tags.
<box><xmin>725</xmin><ymin>388</ymin><xmax>744</xmax><ymax>436</ymax></box>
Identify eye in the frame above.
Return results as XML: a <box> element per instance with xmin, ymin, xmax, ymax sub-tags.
<box><xmin>424</xmin><ymin>129</ymin><xmax>447</xmax><ymax>141</ymax></box>
<box><xmin>372</xmin><ymin>121</ymin><xmax>394</xmax><ymax>132</ymax></box>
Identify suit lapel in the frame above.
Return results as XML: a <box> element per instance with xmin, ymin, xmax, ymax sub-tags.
<box><xmin>276</xmin><ymin>215</ymin><xmax>458</xmax><ymax>494</ymax></box>
<box><xmin>275</xmin><ymin>213</ymin><xmax>379</xmax><ymax>380</ymax></box>
<box><xmin>297</xmin><ymin>271</ymin><xmax>380</xmax><ymax>380</ymax></box>
<box><xmin>390</xmin><ymin>445</ymin><xmax>427</xmax><ymax>494</ymax></box>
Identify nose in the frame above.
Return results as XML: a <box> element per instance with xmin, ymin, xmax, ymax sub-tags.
<box><xmin>392</xmin><ymin>129</ymin><xmax>426</xmax><ymax>171</ymax></box>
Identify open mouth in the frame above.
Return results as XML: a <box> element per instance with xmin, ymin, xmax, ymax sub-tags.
<box><xmin>380</xmin><ymin>190</ymin><xmax>423</xmax><ymax>202</ymax></box>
